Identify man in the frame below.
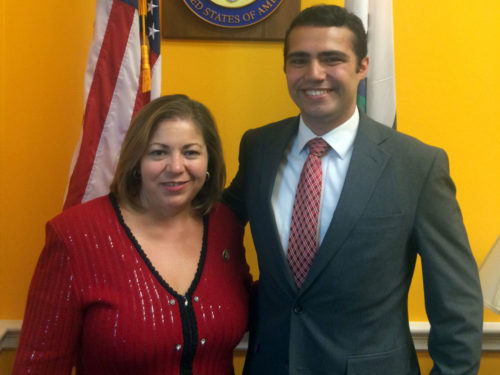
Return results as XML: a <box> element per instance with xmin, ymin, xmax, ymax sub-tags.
<box><xmin>224</xmin><ymin>5</ymin><xmax>483</xmax><ymax>375</ymax></box>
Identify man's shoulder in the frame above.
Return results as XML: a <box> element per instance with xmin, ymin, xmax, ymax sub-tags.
<box><xmin>246</xmin><ymin>116</ymin><xmax>299</xmax><ymax>137</ymax></box>
<box><xmin>359</xmin><ymin>114</ymin><xmax>443</xmax><ymax>156</ymax></box>
<box><xmin>238</xmin><ymin>116</ymin><xmax>299</xmax><ymax>153</ymax></box>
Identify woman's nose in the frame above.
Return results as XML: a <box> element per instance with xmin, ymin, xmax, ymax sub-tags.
<box><xmin>166</xmin><ymin>154</ymin><xmax>183</xmax><ymax>173</ymax></box>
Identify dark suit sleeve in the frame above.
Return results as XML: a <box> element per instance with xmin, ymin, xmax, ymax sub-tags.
<box><xmin>413</xmin><ymin>148</ymin><xmax>482</xmax><ymax>375</ymax></box>
<box><xmin>223</xmin><ymin>130</ymin><xmax>251</xmax><ymax>224</ymax></box>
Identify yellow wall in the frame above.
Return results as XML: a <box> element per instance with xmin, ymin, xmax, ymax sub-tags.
<box><xmin>0</xmin><ymin>0</ymin><xmax>96</xmax><ymax>318</ymax></box>
<box><xmin>1</xmin><ymin>0</ymin><xmax>499</xmax><ymax>373</ymax></box>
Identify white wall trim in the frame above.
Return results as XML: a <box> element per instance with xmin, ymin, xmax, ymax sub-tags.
<box><xmin>0</xmin><ymin>320</ymin><xmax>22</xmax><ymax>351</ymax></box>
<box><xmin>2</xmin><ymin>320</ymin><xmax>500</xmax><ymax>352</ymax></box>
<box><xmin>410</xmin><ymin>322</ymin><xmax>500</xmax><ymax>351</ymax></box>
<box><xmin>235</xmin><ymin>321</ymin><xmax>500</xmax><ymax>352</ymax></box>
<box><xmin>479</xmin><ymin>322</ymin><xmax>500</xmax><ymax>351</ymax></box>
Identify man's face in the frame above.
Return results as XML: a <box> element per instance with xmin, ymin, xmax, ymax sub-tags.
<box><xmin>285</xmin><ymin>26</ymin><xmax>368</xmax><ymax>134</ymax></box>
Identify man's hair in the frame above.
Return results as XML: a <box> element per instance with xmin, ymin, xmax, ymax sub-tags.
<box><xmin>283</xmin><ymin>5</ymin><xmax>368</xmax><ymax>69</ymax></box>
<box><xmin>110</xmin><ymin>94</ymin><xmax>225</xmax><ymax>216</ymax></box>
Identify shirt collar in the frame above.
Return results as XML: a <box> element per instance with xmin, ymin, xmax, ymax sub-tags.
<box><xmin>296</xmin><ymin>108</ymin><xmax>359</xmax><ymax>159</ymax></box>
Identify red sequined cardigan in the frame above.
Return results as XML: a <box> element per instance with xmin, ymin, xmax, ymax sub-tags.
<box><xmin>13</xmin><ymin>195</ymin><xmax>251</xmax><ymax>375</ymax></box>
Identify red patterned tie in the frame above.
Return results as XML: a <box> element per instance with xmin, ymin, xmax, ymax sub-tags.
<box><xmin>288</xmin><ymin>137</ymin><xmax>330</xmax><ymax>288</ymax></box>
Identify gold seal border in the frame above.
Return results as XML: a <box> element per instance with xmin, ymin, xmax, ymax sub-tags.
<box><xmin>181</xmin><ymin>0</ymin><xmax>284</xmax><ymax>29</ymax></box>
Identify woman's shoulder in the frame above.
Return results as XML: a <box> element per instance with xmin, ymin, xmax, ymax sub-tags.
<box><xmin>49</xmin><ymin>195</ymin><xmax>115</xmax><ymax>228</ymax></box>
<box><xmin>207</xmin><ymin>202</ymin><xmax>245</xmax><ymax>241</ymax></box>
<box><xmin>40</xmin><ymin>195</ymin><xmax>119</xmax><ymax>256</ymax></box>
<box><xmin>208</xmin><ymin>202</ymin><xmax>243</xmax><ymax>225</ymax></box>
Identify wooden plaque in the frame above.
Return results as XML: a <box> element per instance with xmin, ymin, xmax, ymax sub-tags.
<box><xmin>162</xmin><ymin>0</ymin><xmax>300</xmax><ymax>41</ymax></box>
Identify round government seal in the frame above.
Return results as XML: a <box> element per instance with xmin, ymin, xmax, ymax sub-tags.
<box><xmin>182</xmin><ymin>0</ymin><xmax>284</xmax><ymax>28</ymax></box>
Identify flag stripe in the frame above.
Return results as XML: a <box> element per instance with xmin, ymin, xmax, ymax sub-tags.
<box><xmin>83</xmin><ymin>0</ymin><xmax>114</xmax><ymax>110</ymax></box>
<box><xmin>150</xmin><ymin>54</ymin><xmax>161</xmax><ymax>98</ymax></box>
<box><xmin>83</xmin><ymin>11</ymin><xmax>141</xmax><ymax>202</ymax></box>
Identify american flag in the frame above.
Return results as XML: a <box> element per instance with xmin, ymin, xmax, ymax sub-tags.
<box><xmin>63</xmin><ymin>0</ymin><xmax>161</xmax><ymax>209</ymax></box>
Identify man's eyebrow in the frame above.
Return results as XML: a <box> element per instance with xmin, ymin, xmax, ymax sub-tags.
<box><xmin>286</xmin><ymin>51</ymin><xmax>310</xmax><ymax>59</ymax></box>
<box><xmin>318</xmin><ymin>51</ymin><xmax>350</xmax><ymax>59</ymax></box>
<box><xmin>286</xmin><ymin>50</ymin><xmax>350</xmax><ymax>60</ymax></box>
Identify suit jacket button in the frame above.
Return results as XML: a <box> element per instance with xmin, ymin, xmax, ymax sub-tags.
<box><xmin>293</xmin><ymin>306</ymin><xmax>303</xmax><ymax>314</ymax></box>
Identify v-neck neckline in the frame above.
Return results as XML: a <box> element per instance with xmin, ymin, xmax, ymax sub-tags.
<box><xmin>109</xmin><ymin>193</ymin><xmax>209</xmax><ymax>300</ymax></box>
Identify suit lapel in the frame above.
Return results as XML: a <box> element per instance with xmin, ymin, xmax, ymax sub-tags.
<box><xmin>258</xmin><ymin>122</ymin><xmax>297</xmax><ymax>201</ymax></box>
<box><xmin>257</xmin><ymin>117</ymin><xmax>300</xmax><ymax>291</ymax></box>
<box><xmin>300</xmin><ymin>114</ymin><xmax>392</xmax><ymax>292</ymax></box>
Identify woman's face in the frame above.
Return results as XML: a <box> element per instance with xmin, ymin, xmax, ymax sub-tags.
<box><xmin>139</xmin><ymin>118</ymin><xmax>208</xmax><ymax>217</ymax></box>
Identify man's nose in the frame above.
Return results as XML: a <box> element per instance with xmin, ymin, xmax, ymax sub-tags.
<box><xmin>306</xmin><ymin>59</ymin><xmax>326</xmax><ymax>80</ymax></box>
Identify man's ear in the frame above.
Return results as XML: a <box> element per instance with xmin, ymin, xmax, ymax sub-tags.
<box><xmin>358</xmin><ymin>56</ymin><xmax>369</xmax><ymax>77</ymax></box>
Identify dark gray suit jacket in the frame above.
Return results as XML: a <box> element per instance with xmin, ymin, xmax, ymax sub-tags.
<box><xmin>223</xmin><ymin>112</ymin><xmax>482</xmax><ymax>375</ymax></box>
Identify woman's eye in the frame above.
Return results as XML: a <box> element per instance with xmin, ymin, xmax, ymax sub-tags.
<box><xmin>149</xmin><ymin>149</ymin><xmax>165</xmax><ymax>157</ymax></box>
<box><xmin>185</xmin><ymin>150</ymin><xmax>200</xmax><ymax>157</ymax></box>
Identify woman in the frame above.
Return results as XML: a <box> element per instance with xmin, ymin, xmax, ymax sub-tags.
<box><xmin>13</xmin><ymin>95</ymin><xmax>251</xmax><ymax>374</ymax></box>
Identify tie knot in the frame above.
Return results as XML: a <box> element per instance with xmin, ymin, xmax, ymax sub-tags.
<box><xmin>307</xmin><ymin>137</ymin><xmax>330</xmax><ymax>157</ymax></box>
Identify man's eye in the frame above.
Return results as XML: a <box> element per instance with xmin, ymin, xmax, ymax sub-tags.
<box><xmin>322</xmin><ymin>56</ymin><xmax>341</xmax><ymax>65</ymax></box>
<box><xmin>287</xmin><ymin>54</ymin><xmax>309</xmax><ymax>66</ymax></box>
<box><xmin>288</xmin><ymin>58</ymin><xmax>308</xmax><ymax>66</ymax></box>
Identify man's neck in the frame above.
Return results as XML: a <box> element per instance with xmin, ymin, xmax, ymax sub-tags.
<box><xmin>301</xmin><ymin>108</ymin><xmax>357</xmax><ymax>136</ymax></box>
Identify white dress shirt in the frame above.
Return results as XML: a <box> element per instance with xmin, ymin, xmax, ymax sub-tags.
<box><xmin>272</xmin><ymin>109</ymin><xmax>359</xmax><ymax>253</ymax></box>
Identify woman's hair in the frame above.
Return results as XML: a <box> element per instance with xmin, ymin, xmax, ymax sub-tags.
<box><xmin>110</xmin><ymin>94</ymin><xmax>225</xmax><ymax>215</ymax></box>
